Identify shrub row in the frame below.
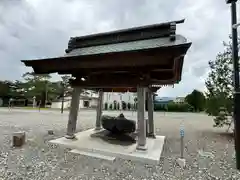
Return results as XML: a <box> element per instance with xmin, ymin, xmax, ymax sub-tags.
<box><xmin>104</xmin><ymin>101</ymin><xmax>194</xmax><ymax>112</ymax></box>
<box><xmin>104</xmin><ymin>102</ymin><xmax>137</xmax><ymax>110</ymax></box>
<box><xmin>154</xmin><ymin>102</ymin><xmax>194</xmax><ymax>112</ymax></box>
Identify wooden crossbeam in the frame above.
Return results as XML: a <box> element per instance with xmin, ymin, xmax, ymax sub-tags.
<box><xmin>70</xmin><ymin>73</ymin><xmax>177</xmax><ymax>88</ymax></box>
<box><xmin>58</xmin><ymin>63</ymin><xmax>174</xmax><ymax>76</ymax></box>
<box><xmin>89</xmin><ymin>87</ymin><xmax>159</xmax><ymax>92</ymax></box>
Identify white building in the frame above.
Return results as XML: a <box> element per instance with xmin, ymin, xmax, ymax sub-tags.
<box><xmin>173</xmin><ymin>97</ymin><xmax>185</xmax><ymax>104</ymax></box>
<box><xmin>51</xmin><ymin>95</ymin><xmax>98</xmax><ymax>109</ymax></box>
<box><xmin>51</xmin><ymin>90</ymin><xmax>137</xmax><ymax>110</ymax></box>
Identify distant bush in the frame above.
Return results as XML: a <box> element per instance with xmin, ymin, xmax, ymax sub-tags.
<box><xmin>154</xmin><ymin>102</ymin><xmax>193</xmax><ymax>112</ymax></box>
<box><xmin>122</xmin><ymin>101</ymin><xmax>127</xmax><ymax>110</ymax></box>
<box><xmin>109</xmin><ymin>104</ymin><xmax>113</xmax><ymax>110</ymax></box>
<box><xmin>134</xmin><ymin>103</ymin><xmax>137</xmax><ymax>110</ymax></box>
<box><xmin>127</xmin><ymin>103</ymin><xmax>131</xmax><ymax>110</ymax></box>
<box><xmin>46</xmin><ymin>101</ymin><xmax>52</xmax><ymax>106</ymax></box>
<box><xmin>104</xmin><ymin>103</ymin><xmax>108</xmax><ymax>110</ymax></box>
<box><xmin>113</xmin><ymin>101</ymin><xmax>117</xmax><ymax>110</ymax></box>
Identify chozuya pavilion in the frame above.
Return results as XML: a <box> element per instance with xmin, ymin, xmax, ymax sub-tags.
<box><xmin>22</xmin><ymin>19</ymin><xmax>191</xmax><ymax>163</ymax></box>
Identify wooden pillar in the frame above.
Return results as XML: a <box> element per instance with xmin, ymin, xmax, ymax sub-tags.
<box><xmin>148</xmin><ymin>87</ymin><xmax>155</xmax><ymax>138</ymax></box>
<box><xmin>95</xmin><ymin>90</ymin><xmax>103</xmax><ymax>130</ymax></box>
<box><xmin>136</xmin><ymin>86</ymin><xmax>147</xmax><ymax>150</ymax></box>
<box><xmin>65</xmin><ymin>87</ymin><xmax>81</xmax><ymax>139</ymax></box>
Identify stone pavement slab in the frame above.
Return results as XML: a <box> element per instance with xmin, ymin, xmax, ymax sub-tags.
<box><xmin>50</xmin><ymin>128</ymin><xmax>165</xmax><ymax>164</ymax></box>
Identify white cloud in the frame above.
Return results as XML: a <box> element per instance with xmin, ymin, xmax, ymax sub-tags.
<box><xmin>0</xmin><ymin>0</ymin><xmax>236</xmax><ymax>97</ymax></box>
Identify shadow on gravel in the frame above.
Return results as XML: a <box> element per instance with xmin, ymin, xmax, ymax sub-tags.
<box><xmin>218</xmin><ymin>131</ymin><xmax>234</xmax><ymax>139</ymax></box>
<box><xmin>201</xmin><ymin>130</ymin><xmax>234</xmax><ymax>141</ymax></box>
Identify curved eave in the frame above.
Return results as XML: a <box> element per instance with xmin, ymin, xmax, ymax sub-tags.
<box><xmin>21</xmin><ymin>42</ymin><xmax>191</xmax><ymax>75</ymax></box>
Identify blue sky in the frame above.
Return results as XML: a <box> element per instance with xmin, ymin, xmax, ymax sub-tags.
<box><xmin>0</xmin><ymin>0</ymin><xmax>239</xmax><ymax>97</ymax></box>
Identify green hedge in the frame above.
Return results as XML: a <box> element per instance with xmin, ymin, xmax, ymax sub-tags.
<box><xmin>104</xmin><ymin>103</ymin><xmax>108</xmax><ymax>110</ymax></box>
<box><xmin>154</xmin><ymin>102</ymin><xmax>194</xmax><ymax>112</ymax></box>
<box><xmin>104</xmin><ymin>101</ymin><xmax>193</xmax><ymax>112</ymax></box>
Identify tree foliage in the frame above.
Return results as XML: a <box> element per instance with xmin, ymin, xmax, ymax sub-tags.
<box><xmin>185</xmin><ymin>90</ymin><xmax>206</xmax><ymax>112</ymax></box>
<box><xmin>205</xmin><ymin>40</ymin><xmax>234</xmax><ymax>118</ymax></box>
<box><xmin>205</xmin><ymin>38</ymin><xmax>240</xmax><ymax>127</ymax></box>
<box><xmin>57</xmin><ymin>75</ymin><xmax>72</xmax><ymax>98</ymax></box>
<box><xmin>154</xmin><ymin>102</ymin><xmax>193</xmax><ymax>112</ymax></box>
<box><xmin>213</xmin><ymin>107</ymin><xmax>229</xmax><ymax>127</ymax></box>
<box><xmin>0</xmin><ymin>81</ymin><xmax>11</xmax><ymax>97</ymax></box>
<box><xmin>61</xmin><ymin>75</ymin><xmax>71</xmax><ymax>91</ymax></box>
<box><xmin>122</xmin><ymin>101</ymin><xmax>127</xmax><ymax>110</ymax></box>
<box><xmin>0</xmin><ymin>72</ymin><xmax>73</xmax><ymax>107</ymax></box>
<box><xmin>21</xmin><ymin>72</ymin><xmax>51</xmax><ymax>99</ymax></box>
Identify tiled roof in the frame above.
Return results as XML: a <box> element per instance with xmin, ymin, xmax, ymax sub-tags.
<box><xmin>66</xmin><ymin>19</ymin><xmax>184</xmax><ymax>51</ymax></box>
<box><xmin>65</xmin><ymin>35</ymin><xmax>188</xmax><ymax>57</ymax></box>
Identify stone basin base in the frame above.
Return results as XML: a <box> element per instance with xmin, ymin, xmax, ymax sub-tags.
<box><xmin>50</xmin><ymin>128</ymin><xmax>165</xmax><ymax>164</ymax></box>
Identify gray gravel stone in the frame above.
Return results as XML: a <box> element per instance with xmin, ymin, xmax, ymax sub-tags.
<box><xmin>0</xmin><ymin>109</ymin><xmax>239</xmax><ymax>179</ymax></box>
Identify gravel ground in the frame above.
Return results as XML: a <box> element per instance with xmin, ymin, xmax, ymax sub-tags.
<box><xmin>0</xmin><ymin>108</ymin><xmax>239</xmax><ymax>179</ymax></box>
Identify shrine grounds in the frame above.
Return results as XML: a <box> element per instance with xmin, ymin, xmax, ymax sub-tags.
<box><xmin>0</xmin><ymin>108</ymin><xmax>239</xmax><ymax>180</ymax></box>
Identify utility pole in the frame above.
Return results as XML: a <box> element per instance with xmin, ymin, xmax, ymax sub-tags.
<box><xmin>225</xmin><ymin>0</ymin><xmax>240</xmax><ymax>170</ymax></box>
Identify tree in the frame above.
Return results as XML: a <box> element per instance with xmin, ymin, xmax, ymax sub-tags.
<box><xmin>22</xmin><ymin>72</ymin><xmax>51</xmax><ymax>82</ymax></box>
<box><xmin>127</xmin><ymin>102</ymin><xmax>131</xmax><ymax>110</ymax></box>
<box><xmin>0</xmin><ymin>81</ymin><xmax>11</xmax><ymax>97</ymax></box>
<box><xmin>185</xmin><ymin>90</ymin><xmax>206</xmax><ymax>112</ymax></box>
<box><xmin>213</xmin><ymin>107</ymin><xmax>229</xmax><ymax>127</ymax></box>
<box><xmin>60</xmin><ymin>75</ymin><xmax>72</xmax><ymax>96</ymax></box>
<box><xmin>113</xmin><ymin>100</ymin><xmax>117</xmax><ymax>110</ymax></box>
<box><xmin>134</xmin><ymin>97</ymin><xmax>138</xmax><ymax>110</ymax></box>
<box><xmin>5</xmin><ymin>80</ymin><xmax>28</xmax><ymax>98</ymax></box>
<box><xmin>104</xmin><ymin>102</ymin><xmax>108</xmax><ymax>110</ymax></box>
<box><xmin>109</xmin><ymin>104</ymin><xmax>113</xmax><ymax>110</ymax></box>
<box><xmin>61</xmin><ymin>75</ymin><xmax>71</xmax><ymax>86</ymax></box>
<box><xmin>54</xmin><ymin>75</ymin><xmax>72</xmax><ymax>100</ymax></box>
<box><xmin>205</xmin><ymin>38</ymin><xmax>239</xmax><ymax>127</ymax></box>
<box><xmin>21</xmin><ymin>72</ymin><xmax>53</xmax><ymax>107</ymax></box>
<box><xmin>122</xmin><ymin>101</ymin><xmax>127</xmax><ymax>110</ymax></box>
<box><xmin>0</xmin><ymin>81</ymin><xmax>13</xmax><ymax>106</ymax></box>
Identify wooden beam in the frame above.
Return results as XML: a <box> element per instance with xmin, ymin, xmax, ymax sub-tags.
<box><xmin>70</xmin><ymin>78</ymin><xmax>149</xmax><ymax>88</ymax></box>
<box><xmin>72</xmin><ymin>70</ymin><xmax>175</xmax><ymax>83</ymax></box>
<box><xmin>89</xmin><ymin>87</ymin><xmax>159</xmax><ymax>92</ymax></box>
<box><xmin>70</xmin><ymin>75</ymin><xmax>177</xmax><ymax>88</ymax></box>
<box><xmin>69</xmin><ymin>69</ymin><xmax>178</xmax><ymax>88</ymax></box>
<box><xmin>22</xmin><ymin>44</ymin><xmax>190</xmax><ymax>74</ymax></box>
<box><xmin>58</xmin><ymin>63</ymin><xmax>174</xmax><ymax>76</ymax></box>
